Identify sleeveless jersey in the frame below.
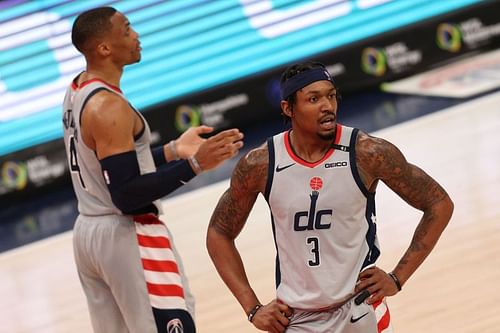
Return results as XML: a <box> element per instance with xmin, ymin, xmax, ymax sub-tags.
<box><xmin>62</xmin><ymin>77</ymin><xmax>161</xmax><ymax>216</ymax></box>
<box><xmin>264</xmin><ymin>124</ymin><xmax>380</xmax><ymax>309</ymax></box>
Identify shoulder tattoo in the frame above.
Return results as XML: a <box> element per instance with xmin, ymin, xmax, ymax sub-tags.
<box><xmin>209</xmin><ymin>145</ymin><xmax>269</xmax><ymax>238</ymax></box>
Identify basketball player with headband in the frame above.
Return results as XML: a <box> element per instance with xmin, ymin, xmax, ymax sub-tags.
<box><xmin>207</xmin><ymin>61</ymin><xmax>453</xmax><ymax>332</ymax></box>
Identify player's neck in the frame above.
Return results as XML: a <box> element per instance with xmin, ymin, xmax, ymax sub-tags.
<box><xmin>84</xmin><ymin>63</ymin><xmax>123</xmax><ymax>87</ymax></box>
<box><xmin>289</xmin><ymin>130</ymin><xmax>332</xmax><ymax>163</ymax></box>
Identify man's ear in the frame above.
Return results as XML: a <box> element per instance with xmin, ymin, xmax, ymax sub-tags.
<box><xmin>96</xmin><ymin>41</ymin><xmax>111</xmax><ymax>57</ymax></box>
<box><xmin>281</xmin><ymin>100</ymin><xmax>293</xmax><ymax>118</ymax></box>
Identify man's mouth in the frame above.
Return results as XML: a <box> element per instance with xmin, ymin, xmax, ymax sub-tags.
<box><xmin>319</xmin><ymin>116</ymin><xmax>336</xmax><ymax>130</ymax></box>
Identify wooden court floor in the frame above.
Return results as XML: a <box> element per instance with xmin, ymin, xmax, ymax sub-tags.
<box><xmin>1</xmin><ymin>91</ymin><xmax>499</xmax><ymax>333</ymax></box>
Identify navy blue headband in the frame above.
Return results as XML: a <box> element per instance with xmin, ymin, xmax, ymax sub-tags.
<box><xmin>280</xmin><ymin>67</ymin><xmax>334</xmax><ymax>100</ymax></box>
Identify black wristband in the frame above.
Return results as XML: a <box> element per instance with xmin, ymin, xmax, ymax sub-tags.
<box><xmin>388</xmin><ymin>272</ymin><xmax>402</xmax><ymax>291</ymax></box>
<box><xmin>247</xmin><ymin>304</ymin><xmax>263</xmax><ymax>322</ymax></box>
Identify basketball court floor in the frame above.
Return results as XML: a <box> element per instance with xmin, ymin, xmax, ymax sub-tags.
<box><xmin>0</xmin><ymin>87</ymin><xmax>499</xmax><ymax>332</ymax></box>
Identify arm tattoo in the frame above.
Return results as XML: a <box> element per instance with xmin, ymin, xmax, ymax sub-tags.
<box><xmin>357</xmin><ymin>133</ymin><xmax>448</xmax><ymax>210</ymax></box>
<box><xmin>209</xmin><ymin>146</ymin><xmax>268</xmax><ymax>239</ymax></box>
<box><xmin>357</xmin><ymin>132</ymin><xmax>453</xmax><ymax>280</ymax></box>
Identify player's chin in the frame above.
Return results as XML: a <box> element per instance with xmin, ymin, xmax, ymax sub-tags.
<box><xmin>126</xmin><ymin>55</ymin><xmax>141</xmax><ymax>66</ymax></box>
<box><xmin>128</xmin><ymin>56</ymin><xmax>141</xmax><ymax>65</ymax></box>
<box><xmin>317</xmin><ymin>129</ymin><xmax>336</xmax><ymax>141</ymax></box>
<box><xmin>132</xmin><ymin>50</ymin><xmax>141</xmax><ymax>63</ymax></box>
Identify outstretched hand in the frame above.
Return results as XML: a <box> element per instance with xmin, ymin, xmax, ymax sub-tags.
<box><xmin>252</xmin><ymin>300</ymin><xmax>293</xmax><ymax>333</ymax></box>
<box><xmin>175</xmin><ymin>125</ymin><xmax>214</xmax><ymax>159</ymax></box>
<box><xmin>194</xmin><ymin>128</ymin><xmax>244</xmax><ymax>172</ymax></box>
<box><xmin>355</xmin><ymin>266</ymin><xmax>400</xmax><ymax>304</ymax></box>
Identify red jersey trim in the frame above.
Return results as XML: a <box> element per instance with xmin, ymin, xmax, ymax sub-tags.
<box><xmin>74</xmin><ymin>78</ymin><xmax>122</xmax><ymax>93</ymax></box>
<box><xmin>284</xmin><ymin>124</ymin><xmax>343</xmax><ymax>168</ymax></box>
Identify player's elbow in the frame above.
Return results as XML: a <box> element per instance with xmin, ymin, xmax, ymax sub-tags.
<box><xmin>206</xmin><ymin>226</ymin><xmax>217</xmax><ymax>255</ymax></box>
<box><xmin>206</xmin><ymin>225</ymin><xmax>230</xmax><ymax>259</ymax></box>
<box><xmin>442</xmin><ymin>194</ymin><xmax>454</xmax><ymax>222</ymax></box>
<box><xmin>430</xmin><ymin>193</ymin><xmax>454</xmax><ymax>228</ymax></box>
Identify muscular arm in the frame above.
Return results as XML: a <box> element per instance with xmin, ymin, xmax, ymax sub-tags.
<box><xmin>356</xmin><ymin>132</ymin><xmax>454</xmax><ymax>287</ymax></box>
<box><xmin>80</xmin><ymin>92</ymin><xmax>195</xmax><ymax>212</ymax></box>
<box><xmin>207</xmin><ymin>145</ymin><xmax>268</xmax><ymax>314</ymax></box>
<box><xmin>81</xmin><ymin>90</ymin><xmax>139</xmax><ymax>158</ymax></box>
<box><xmin>80</xmin><ymin>91</ymin><xmax>243</xmax><ymax>214</ymax></box>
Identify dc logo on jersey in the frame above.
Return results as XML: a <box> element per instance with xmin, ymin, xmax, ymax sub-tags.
<box><xmin>167</xmin><ymin>318</ymin><xmax>184</xmax><ymax>333</ymax></box>
<box><xmin>294</xmin><ymin>177</ymin><xmax>332</xmax><ymax>231</ymax></box>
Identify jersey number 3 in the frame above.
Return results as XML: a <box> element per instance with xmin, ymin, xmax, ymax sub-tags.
<box><xmin>307</xmin><ymin>237</ymin><xmax>320</xmax><ymax>266</ymax></box>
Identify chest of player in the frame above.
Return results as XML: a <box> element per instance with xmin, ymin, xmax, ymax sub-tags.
<box><xmin>268</xmin><ymin>152</ymin><xmax>366</xmax><ymax>233</ymax></box>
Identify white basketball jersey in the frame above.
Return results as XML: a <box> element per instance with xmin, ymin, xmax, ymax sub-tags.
<box><xmin>265</xmin><ymin>124</ymin><xmax>380</xmax><ymax>309</ymax></box>
<box><xmin>62</xmin><ymin>77</ymin><xmax>161</xmax><ymax>216</ymax></box>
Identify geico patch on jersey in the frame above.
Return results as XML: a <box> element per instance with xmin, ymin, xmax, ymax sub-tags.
<box><xmin>324</xmin><ymin>161</ymin><xmax>348</xmax><ymax>168</ymax></box>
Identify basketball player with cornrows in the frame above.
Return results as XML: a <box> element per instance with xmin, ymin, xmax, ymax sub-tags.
<box><xmin>63</xmin><ymin>7</ymin><xmax>243</xmax><ymax>333</ymax></box>
<box><xmin>207</xmin><ymin>61</ymin><xmax>453</xmax><ymax>332</ymax></box>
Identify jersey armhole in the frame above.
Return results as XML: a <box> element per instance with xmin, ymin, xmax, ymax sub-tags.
<box><xmin>79</xmin><ymin>87</ymin><xmax>109</xmax><ymax>129</ymax></box>
<box><xmin>79</xmin><ymin>87</ymin><xmax>145</xmax><ymax>153</ymax></box>
<box><xmin>349</xmin><ymin>128</ymin><xmax>371</xmax><ymax>197</ymax></box>
<box><xmin>264</xmin><ymin>137</ymin><xmax>275</xmax><ymax>201</ymax></box>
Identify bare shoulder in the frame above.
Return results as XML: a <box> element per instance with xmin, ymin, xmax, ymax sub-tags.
<box><xmin>81</xmin><ymin>90</ymin><xmax>135</xmax><ymax>157</ymax></box>
<box><xmin>355</xmin><ymin>130</ymin><xmax>449</xmax><ymax>209</ymax></box>
<box><xmin>355</xmin><ymin>130</ymin><xmax>404</xmax><ymax>179</ymax></box>
<box><xmin>84</xmin><ymin>90</ymin><xmax>130</xmax><ymax>121</ymax></box>
<box><xmin>231</xmin><ymin>143</ymin><xmax>269</xmax><ymax>195</ymax></box>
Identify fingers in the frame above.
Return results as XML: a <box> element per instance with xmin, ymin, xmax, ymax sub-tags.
<box><xmin>195</xmin><ymin>128</ymin><xmax>244</xmax><ymax>170</ymax></box>
<box><xmin>194</xmin><ymin>125</ymin><xmax>214</xmax><ymax>135</ymax></box>
<box><xmin>176</xmin><ymin>126</ymin><xmax>213</xmax><ymax>158</ymax></box>
<box><xmin>252</xmin><ymin>300</ymin><xmax>291</xmax><ymax>333</ymax></box>
<box><xmin>209</xmin><ymin>128</ymin><xmax>244</xmax><ymax>144</ymax></box>
<box><xmin>210</xmin><ymin>138</ymin><xmax>243</xmax><ymax>158</ymax></box>
<box><xmin>355</xmin><ymin>266</ymin><xmax>399</xmax><ymax>304</ymax></box>
<box><xmin>277</xmin><ymin>302</ymin><xmax>293</xmax><ymax>318</ymax></box>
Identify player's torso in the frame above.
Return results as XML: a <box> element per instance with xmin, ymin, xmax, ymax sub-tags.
<box><xmin>266</xmin><ymin>125</ymin><xmax>379</xmax><ymax>309</ymax></box>
<box><xmin>62</xmin><ymin>78</ymin><xmax>158</xmax><ymax>216</ymax></box>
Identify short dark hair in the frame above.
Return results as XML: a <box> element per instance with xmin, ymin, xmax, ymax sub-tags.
<box><xmin>280</xmin><ymin>61</ymin><xmax>339</xmax><ymax>121</ymax></box>
<box><xmin>72</xmin><ymin>6</ymin><xmax>117</xmax><ymax>53</ymax></box>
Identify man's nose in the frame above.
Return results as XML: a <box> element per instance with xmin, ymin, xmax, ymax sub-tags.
<box><xmin>320</xmin><ymin>97</ymin><xmax>334</xmax><ymax>112</ymax></box>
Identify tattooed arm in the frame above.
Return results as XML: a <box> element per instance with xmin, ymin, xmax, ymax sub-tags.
<box><xmin>207</xmin><ymin>144</ymin><xmax>292</xmax><ymax>332</ymax></box>
<box><xmin>355</xmin><ymin>131</ymin><xmax>454</xmax><ymax>301</ymax></box>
